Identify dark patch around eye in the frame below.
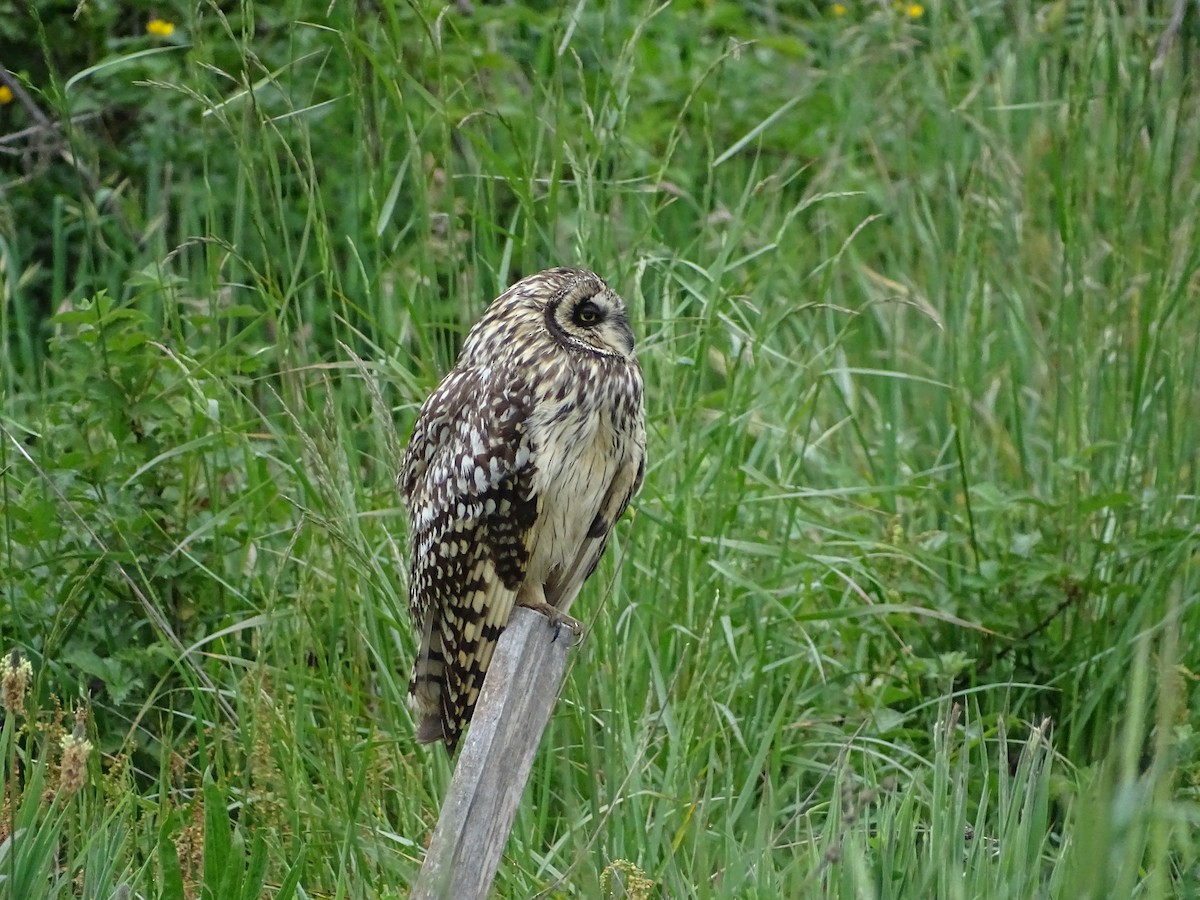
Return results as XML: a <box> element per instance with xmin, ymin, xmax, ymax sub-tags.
<box><xmin>571</xmin><ymin>299</ymin><xmax>604</xmax><ymax>327</ymax></box>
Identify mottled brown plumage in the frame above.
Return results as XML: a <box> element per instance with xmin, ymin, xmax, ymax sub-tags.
<box><xmin>400</xmin><ymin>268</ymin><xmax>646</xmax><ymax>753</ymax></box>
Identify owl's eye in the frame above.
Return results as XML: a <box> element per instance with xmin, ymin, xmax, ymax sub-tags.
<box><xmin>572</xmin><ymin>300</ymin><xmax>603</xmax><ymax>326</ymax></box>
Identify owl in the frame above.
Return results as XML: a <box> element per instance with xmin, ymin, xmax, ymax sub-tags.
<box><xmin>399</xmin><ymin>267</ymin><xmax>646</xmax><ymax>753</ymax></box>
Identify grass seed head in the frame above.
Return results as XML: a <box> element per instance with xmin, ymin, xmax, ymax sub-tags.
<box><xmin>58</xmin><ymin>705</ymin><xmax>93</xmax><ymax>797</ymax></box>
<box><xmin>1</xmin><ymin>649</ymin><xmax>33</xmax><ymax>719</ymax></box>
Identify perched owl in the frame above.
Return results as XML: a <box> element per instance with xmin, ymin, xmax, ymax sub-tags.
<box><xmin>399</xmin><ymin>267</ymin><xmax>646</xmax><ymax>753</ymax></box>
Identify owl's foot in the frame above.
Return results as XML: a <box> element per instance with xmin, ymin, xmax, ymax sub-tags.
<box><xmin>518</xmin><ymin>599</ymin><xmax>582</xmax><ymax>643</ymax></box>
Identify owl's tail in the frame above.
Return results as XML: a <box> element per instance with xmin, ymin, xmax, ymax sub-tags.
<box><xmin>410</xmin><ymin>700</ymin><xmax>446</xmax><ymax>745</ymax></box>
<box><xmin>408</xmin><ymin>576</ymin><xmax>515</xmax><ymax>754</ymax></box>
<box><xmin>409</xmin><ymin>612</ymin><xmax>449</xmax><ymax>745</ymax></box>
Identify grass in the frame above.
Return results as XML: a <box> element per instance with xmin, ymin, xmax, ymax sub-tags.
<box><xmin>2</xmin><ymin>0</ymin><xmax>1199</xmax><ymax>896</ymax></box>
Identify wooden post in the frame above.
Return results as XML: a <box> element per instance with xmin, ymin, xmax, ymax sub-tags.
<box><xmin>412</xmin><ymin>607</ymin><xmax>573</xmax><ymax>900</ymax></box>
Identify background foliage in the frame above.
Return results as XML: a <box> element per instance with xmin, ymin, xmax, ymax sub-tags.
<box><xmin>2</xmin><ymin>0</ymin><xmax>1199</xmax><ymax>896</ymax></box>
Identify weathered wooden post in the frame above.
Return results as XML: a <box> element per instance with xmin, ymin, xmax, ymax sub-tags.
<box><xmin>412</xmin><ymin>607</ymin><xmax>573</xmax><ymax>899</ymax></box>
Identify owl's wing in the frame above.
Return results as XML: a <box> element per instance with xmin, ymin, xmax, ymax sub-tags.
<box><xmin>545</xmin><ymin>418</ymin><xmax>647</xmax><ymax>614</ymax></box>
<box><xmin>401</xmin><ymin>366</ymin><xmax>540</xmax><ymax>754</ymax></box>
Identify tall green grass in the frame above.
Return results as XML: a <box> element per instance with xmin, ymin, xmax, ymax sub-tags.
<box><xmin>2</xmin><ymin>1</ymin><xmax>1198</xmax><ymax>896</ymax></box>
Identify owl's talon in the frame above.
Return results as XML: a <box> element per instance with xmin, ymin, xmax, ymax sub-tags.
<box><xmin>550</xmin><ymin>612</ymin><xmax>582</xmax><ymax>643</ymax></box>
<box><xmin>517</xmin><ymin>598</ymin><xmax>581</xmax><ymax>641</ymax></box>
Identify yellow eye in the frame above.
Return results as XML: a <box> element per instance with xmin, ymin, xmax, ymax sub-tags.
<box><xmin>573</xmin><ymin>301</ymin><xmax>602</xmax><ymax>326</ymax></box>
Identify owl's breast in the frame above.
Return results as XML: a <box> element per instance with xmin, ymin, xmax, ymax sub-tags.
<box><xmin>526</xmin><ymin>395</ymin><xmax>633</xmax><ymax>581</ymax></box>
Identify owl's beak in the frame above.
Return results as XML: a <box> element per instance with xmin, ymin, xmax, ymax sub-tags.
<box><xmin>617</xmin><ymin>317</ymin><xmax>635</xmax><ymax>355</ymax></box>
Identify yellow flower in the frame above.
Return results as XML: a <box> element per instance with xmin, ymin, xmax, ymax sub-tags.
<box><xmin>831</xmin><ymin>2</ymin><xmax>847</xmax><ymax>14</ymax></box>
<box><xmin>906</xmin><ymin>2</ymin><xmax>924</xmax><ymax>16</ymax></box>
<box><xmin>146</xmin><ymin>18</ymin><xmax>176</xmax><ymax>37</ymax></box>
<box><xmin>0</xmin><ymin>85</ymin><xmax>13</xmax><ymax>105</ymax></box>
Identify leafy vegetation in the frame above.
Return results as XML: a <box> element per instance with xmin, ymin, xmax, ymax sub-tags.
<box><xmin>2</xmin><ymin>0</ymin><xmax>1199</xmax><ymax>896</ymax></box>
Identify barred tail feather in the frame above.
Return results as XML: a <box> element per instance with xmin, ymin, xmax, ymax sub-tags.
<box><xmin>408</xmin><ymin>617</ymin><xmax>447</xmax><ymax>744</ymax></box>
<box><xmin>409</xmin><ymin>559</ymin><xmax>519</xmax><ymax>754</ymax></box>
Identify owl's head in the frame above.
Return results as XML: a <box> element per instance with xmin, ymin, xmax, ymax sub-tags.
<box><xmin>537</xmin><ymin>268</ymin><xmax>636</xmax><ymax>359</ymax></box>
